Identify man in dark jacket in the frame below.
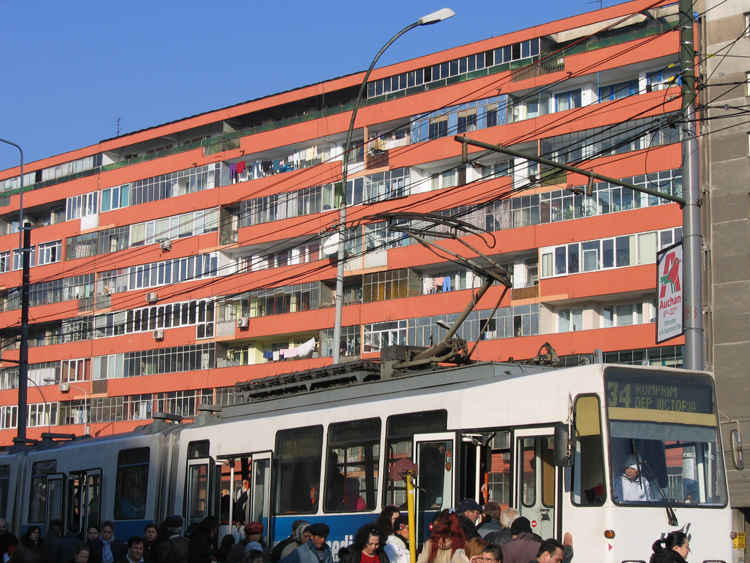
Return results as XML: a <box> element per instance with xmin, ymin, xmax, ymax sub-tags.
<box><xmin>0</xmin><ymin>519</ymin><xmax>19</xmax><ymax>560</ymax></box>
<box><xmin>44</xmin><ymin>520</ymin><xmax>65</xmax><ymax>561</ymax></box>
<box><xmin>116</xmin><ymin>537</ymin><xmax>145</xmax><ymax>563</ymax></box>
<box><xmin>484</xmin><ymin>508</ymin><xmax>519</xmax><ymax>546</ymax></box>
<box><xmin>455</xmin><ymin>499</ymin><xmax>482</xmax><ymax>540</ymax></box>
<box><xmin>156</xmin><ymin>516</ymin><xmax>189</xmax><ymax>563</ymax></box>
<box><xmin>52</xmin><ymin>522</ymin><xmax>85</xmax><ymax>563</ymax></box>
<box><xmin>498</xmin><ymin>518</ymin><xmax>539</xmax><ymax>563</ymax></box>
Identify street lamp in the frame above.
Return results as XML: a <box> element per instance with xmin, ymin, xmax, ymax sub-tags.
<box><xmin>0</xmin><ymin>138</ymin><xmax>30</xmax><ymax>445</ymax></box>
<box><xmin>332</xmin><ymin>8</ymin><xmax>455</xmax><ymax>364</ymax></box>
<box><xmin>45</xmin><ymin>378</ymin><xmax>90</xmax><ymax>435</ymax></box>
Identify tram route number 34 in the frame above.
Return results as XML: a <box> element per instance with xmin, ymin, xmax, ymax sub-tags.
<box><xmin>607</xmin><ymin>382</ymin><xmax>633</xmax><ymax>408</ymax></box>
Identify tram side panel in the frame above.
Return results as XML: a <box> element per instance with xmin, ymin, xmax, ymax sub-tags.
<box><xmin>15</xmin><ymin>427</ymin><xmax>178</xmax><ymax>537</ymax></box>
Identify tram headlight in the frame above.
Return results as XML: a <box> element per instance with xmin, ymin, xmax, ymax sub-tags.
<box><xmin>603</xmin><ymin>530</ymin><xmax>615</xmax><ymax>539</ymax></box>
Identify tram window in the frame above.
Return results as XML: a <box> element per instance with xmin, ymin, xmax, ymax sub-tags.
<box><xmin>189</xmin><ymin>440</ymin><xmax>210</xmax><ymax>458</ymax></box>
<box><xmin>520</xmin><ymin>439</ymin><xmax>536</xmax><ymax>507</ymax></box>
<box><xmin>572</xmin><ymin>395</ymin><xmax>605</xmax><ymax>506</ymax></box>
<box><xmin>0</xmin><ymin>465</ymin><xmax>8</xmax><ymax>518</ymax></box>
<box><xmin>384</xmin><ymin>410</ymin><xmax>447</xmax><ymax>507</ymax></box>
<box><xmin>275</xmin><ymin>426</ymin><xmax>323</xmax><ymax>514</ymax></box>
<box><xmin>29</xmin><ymin>460</ymin><xmax>56</xmax><ymax>523</ymax></box>
<box><xmin>484</xmin><ymin>431</ymin><xmax>511</xmax><ymax>508</ymax></box>
<box><xmin>324</xmin><ymin>418</ymin><xmax>381</xmax><ymax>512</ymax></box>
<box><xmin>114</xmin><ymin>447</ymin><xmax>149</xmax><ymax>520</ymax></box>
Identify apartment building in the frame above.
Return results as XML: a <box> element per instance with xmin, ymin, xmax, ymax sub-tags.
<box><xmin>0</xmin><ymin>0</ymin><xmax>693</xmax><ymax>483</ymax></box>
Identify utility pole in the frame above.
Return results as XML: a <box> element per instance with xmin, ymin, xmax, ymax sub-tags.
<box><xmin>679</xmin><ymin>0</ymin><xmax>703</xmax><ymax>371</ymax></box>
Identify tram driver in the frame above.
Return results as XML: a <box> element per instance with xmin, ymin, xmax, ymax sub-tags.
<box><xmin>614</xmin><ymin>454</ymin><xmax>654</xmax><ymax>502</ymax></box>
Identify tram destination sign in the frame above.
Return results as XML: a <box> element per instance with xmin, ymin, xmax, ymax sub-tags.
<box><xmin>605</xmin><ymin>370</ymin><xmax>714</xmax><ymax>415</ymax></box>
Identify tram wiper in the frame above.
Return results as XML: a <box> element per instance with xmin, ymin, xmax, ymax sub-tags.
<box><xmin>630</xmin><ymin>439</ymin><xmax>678</xmax><ymax>526</ymax></box>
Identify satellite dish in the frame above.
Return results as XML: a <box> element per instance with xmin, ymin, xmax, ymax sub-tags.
<box><xmin>322</xmin><ymin>232</ymin><xmax>341</xmax><ymax>256</ymax></box>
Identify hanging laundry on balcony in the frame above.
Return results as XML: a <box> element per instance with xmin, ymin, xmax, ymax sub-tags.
<box><xmin>263</xmin><ymin>351</ymin><xmax>273</xmax><ymax>360</ymax></box>
<box><xmin>442</xmin><ymin>276</ymin><xmax>452</xmax><ymax>292</ymax></box>
<box><xmin>236</xmin><ymin>160</ymin><xmax>246</xmax><ymax>174</ymax></box>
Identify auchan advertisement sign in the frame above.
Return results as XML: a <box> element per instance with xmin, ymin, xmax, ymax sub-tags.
<box><xmin>656</xmin><ymin>242</ymin><xmax>683</xmax><ymax>343</ymax></box>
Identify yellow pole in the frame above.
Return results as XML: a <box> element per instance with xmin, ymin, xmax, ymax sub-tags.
<box><xmin>406</xmin><ymin>470</ymin><xmax>417</xmax><ymax>563</ymax></box>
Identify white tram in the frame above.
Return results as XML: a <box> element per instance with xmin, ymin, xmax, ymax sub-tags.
<box><xmin>0</xmin><ymin>359</ymin><xmax>736</xmax><ymax>562</ymax></box>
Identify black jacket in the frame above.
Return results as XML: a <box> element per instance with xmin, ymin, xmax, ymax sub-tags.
<box><xmin>457</xmin><ymin>515</ymin><xmax>479</xmax><ymax>540</ymax></box>
<box><xmin>187</xmin><ymin>534</ymin><xmax>214</xmax><ymax>563</ymax></box>
<box><xmin>650</xmin><ymin>549</ymin><xmax>687</xmax><ymax>563</ymax></box>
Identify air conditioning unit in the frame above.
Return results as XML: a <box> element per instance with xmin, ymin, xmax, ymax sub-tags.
<box><xmin>153</xmin><ymin>330</ymin><xmax>165</xmax><ymax>341</ymax></box>
<box><xmin>146</xmin><ymin>292</ymin><xmax>159</xmax><ymax>304</ymax></box>
<box><xmin>160</xmin><ymin>239</ymin><xmax>172</xmax><ymax>251</ymax></box>
<box><xmin>237</xmin><ymin>317</ymin><xmax>249</xmax><ymax>329</ymax></box>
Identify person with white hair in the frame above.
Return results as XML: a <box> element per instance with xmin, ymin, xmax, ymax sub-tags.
<box><xmin>614</xmin><ymin>454</ymin><xmax>654</xmax><ymax>502</ymax></box>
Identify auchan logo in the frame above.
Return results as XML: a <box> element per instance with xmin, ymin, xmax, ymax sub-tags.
<box><xmin>659</xmin><ymin>251</ymin><xmax>681</xmax><ymax>298</ymax></box>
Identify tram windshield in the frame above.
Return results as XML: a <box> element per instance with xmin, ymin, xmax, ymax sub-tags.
<box><xmin>605</xmin><ymin>368</ymin><xmax>727</xmax><ymax>507</ymax></box>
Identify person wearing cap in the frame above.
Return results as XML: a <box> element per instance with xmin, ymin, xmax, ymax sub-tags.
<box><xmin>455</xmin><ymin>499</ymin><xmax>482</xmax><ymax>540</ymax></box>
<box><xmin>278</xmin><ymin>524</ymin><xmax>332</xmax><ymax>563</ymax></box>
<box><xmin>226</xmin><ymin>523</ymin><xmax>266</xmax><ymax>563</ymax></box>
<box><xmin>156</xmin><ymin>516</ymin><xmax>189</xmax><ymax>563</ymax></box>
<box><xmin>496</xmin><ymin>518</ymin><xmax>539</xmax><ymax>563</ymax></box>
<box><xmin>383</xmin><ymin>516</ymin><xmax>409</xmax><ymax>563</ymax></box>
<box><xmin>614</xmin><ymin>454</ymin><xmax>654</xmax><ymax>502</ymax></box>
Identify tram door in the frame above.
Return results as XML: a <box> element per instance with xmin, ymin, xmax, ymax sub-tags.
<box><xmin>413</xmin><ymin>433</ymin><xmax>456</xmax><ymax>545</ymax></box>
<box><xmin>250</xmin><ymin>452</ymin><xmax>272</xmax><ymax>545</ymax></box>
<box><xmin>514</xmin><ymin>429</ymin><xmax>557</xmax><ymax>539</ymax></box>
<box><xmin>186</xmin><ymin>457</ymin><xmax>217</xmax><ymax>528</ymax></box>
<box><xmin>46</xmin><ymin>474</ymin><xmax>64</xmax><ymax>531</ymax></box>
<box><xmin>65</xmin><ymin>471</ymin><xmax>101</xmax><ymax>533</ymax></box>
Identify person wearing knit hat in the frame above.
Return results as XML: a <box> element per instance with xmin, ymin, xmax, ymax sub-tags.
<box><xmin>614</xmin><ymin>454</ymin><xmax>654</xmax><ymax>503</ymax></box>
<box><xmin>225</xmin><ymin>523</ymin><xmax>267</xmax><ymax>563</ymax></box>
<box><xmin>498</xmin><ymin>518</ymin><xmax>540</xmax><ymax>563</ymax></box>
<box><xmin>271</xmin><ymin>521</ymin><xmax>309</xmax><ymax>563</ymax></box>
<box><xmin>278</xmin><ymin>524</ymin><xmax>332</xmax><ymax>563</ymax></box>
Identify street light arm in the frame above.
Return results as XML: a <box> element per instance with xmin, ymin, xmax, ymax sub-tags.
<box><xmin>333</xmin><ymin>9</ymin><xmax>454</xmax><ymax>365</ymax></box>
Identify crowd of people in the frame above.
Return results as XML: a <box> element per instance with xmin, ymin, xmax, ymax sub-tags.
<box><xmin>0</xmin><ymin>504</ymin><xmax>692</xmax><ymax>563</ymax></box>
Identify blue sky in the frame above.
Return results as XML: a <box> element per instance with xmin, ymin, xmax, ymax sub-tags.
<box><xmin>0</xmin><ymin>0</ymin><xmax>628</xmax><ymax>171</ymax></box>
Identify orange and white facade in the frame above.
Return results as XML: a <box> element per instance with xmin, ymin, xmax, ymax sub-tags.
<box><xmin>0</xmin><ymin>0</ymin><xmax>686</xmax><ymax>443</ymax></box>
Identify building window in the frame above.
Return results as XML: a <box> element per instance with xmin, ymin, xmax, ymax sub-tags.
<box><xmin>599</xmin><ymin>80</ymin><xmax>639</xmax><ymax>101</ymax></box>
<box><xmin>101</xmin><ymin>184</ymin><xmax>130</xmax><ymax>212</ymax></box>
<box><xmin>555</xmin><ymin>90</ymin><xmax>582</xmax><ymax>112</ymax></box>
<box><xmin>12</xmin><ymin>247</ymin><xmax>35</xmax><ymax>271</ymax></box>
<box><xmin>647</xmin><ymin>67</ymin><xmax>680</xmax><ymax>91</ymax></box>
<box><xmin>66</xmin><ymin>192</ymin><xmax>98</xmax><ymax>221</ymax></box>
<box><xmin>558</xmin><ymin>308</ymin><xmax>583</xmax><ymax>332</ymax></box>
<box><xmin>37</xmin><ymin>240</ymin><xmax>62</xmax><ymax>266</ymax></box>
<box><xmin>62</xmin><ymin>359</ymin><xmax>89</xmax><ymax>383</ymax></box>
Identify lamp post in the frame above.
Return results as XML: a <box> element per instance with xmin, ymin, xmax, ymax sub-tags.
<box><xmin>332</xmin><ymin>8</ymin><xmax>455</xmax><ymax>364</ymax></box>
<box><xmin>0</xmin><ymin>138</ymin><xmax>30</xmax><ymax>444</ymax></box>
<box><xmin>45</xmin><ymin>379</ymin><xmax>89</xmax><ymax>435</ymax></box>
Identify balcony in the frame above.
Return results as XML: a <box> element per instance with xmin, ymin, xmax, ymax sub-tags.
<box><xmin>512</xmin><ymin>284</ymin><xmax>539</xmax><ymax>301</ymax></box>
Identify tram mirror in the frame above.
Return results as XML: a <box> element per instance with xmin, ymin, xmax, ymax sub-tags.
<box><xmin>730</xmin><ymin>429</ymin><xmax>745</xmax><ymax>471</ymax></box>
<box><xmin>574</xmin><ymin>396</ymin><xmax>601</xmax><ymax>437</ymax></box>
<box><xmin>554</xmin><ymin>423</ymin><xmax>574</xmax><ymax>467</ymax></box>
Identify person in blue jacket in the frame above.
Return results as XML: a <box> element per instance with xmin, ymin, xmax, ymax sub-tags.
<box><xmin>278</xmin><ymin>524</ymin><xmax>332</xmax><ymax>563</ymax></box>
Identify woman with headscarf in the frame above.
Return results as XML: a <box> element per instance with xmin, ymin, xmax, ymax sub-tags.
<box><xmin>278</xmin><ymin>524</ymin><xmax>309</xmax><ymax>561</ymax></box>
